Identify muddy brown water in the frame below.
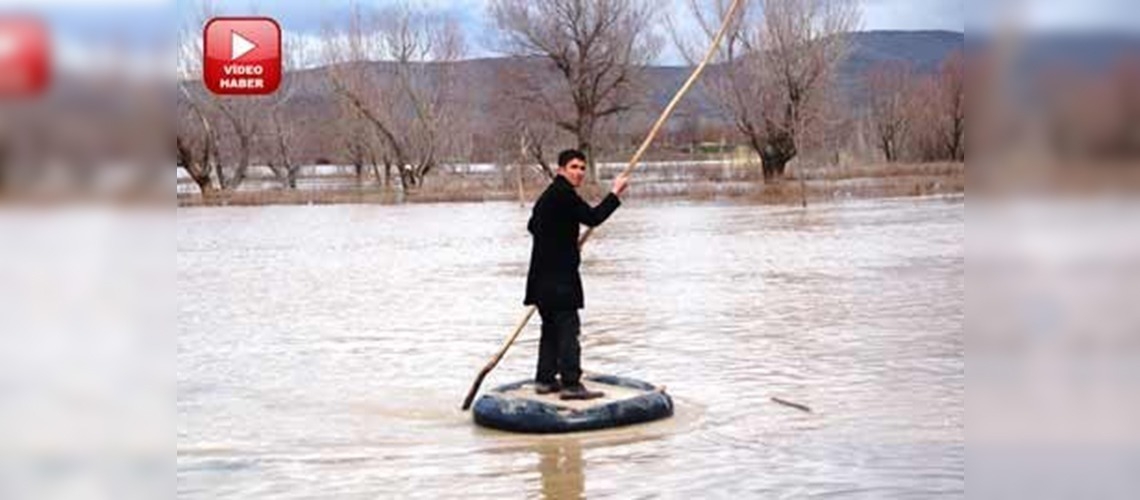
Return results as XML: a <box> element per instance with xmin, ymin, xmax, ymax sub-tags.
<box><xmin>178</xmin><ymin>196</ymin><xmax>963</xmax><ymax>498</ymax></box>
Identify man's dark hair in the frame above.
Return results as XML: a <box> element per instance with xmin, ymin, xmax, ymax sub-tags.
<box><xmin>557</xmin><ymin>149</ymin><xmax>587</xmax><ymax>168</ymax></box>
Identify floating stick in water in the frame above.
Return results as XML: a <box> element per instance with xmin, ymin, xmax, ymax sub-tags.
<box><xmin>771</xmin><ymin>396</ymin><xmax>812</xmax><ymax>413</ymax></box>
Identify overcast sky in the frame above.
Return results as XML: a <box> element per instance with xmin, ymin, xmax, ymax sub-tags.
<box><xmin>169</xmin><ymin>0</ymin><xmax>966</xmax><ymax>63</ymax></box>
<box><xmin>15</xmin><ymin>0</ymin><xmax>1140</xmax><ymax>71</ymax></box>
<box><xmin>181</xmin><ymin>0</ymin><xmax>968</xmax><ymax>37</ymax></box>
<box><xmin>172</xmin><ymin>0</ymin><xmax>1140</xmax><ymax>56</ymax></box>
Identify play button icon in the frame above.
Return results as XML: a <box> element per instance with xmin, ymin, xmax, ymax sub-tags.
<box><xmin>203</xmin><ymin>17</ymin><xmax>280</xmax><ymax>95</ymax></box>
<box><xmin>0</xmin><ymin>16</ymin><xmax>50</xmax><ymax>98</ymax></box>
<box><xmin>230</xmin><ymin>31</ymin><xmax>257</xmax><ymax>61</ymax></box>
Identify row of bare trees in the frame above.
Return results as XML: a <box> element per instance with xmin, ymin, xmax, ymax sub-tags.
<box><xmin>177</xmin><ymin>1</ymin><xmax>311</xmax><ymax>195</ymax></box>
<box><xmin>178</xmin><ymin>0</ymin><xmax>978</xmax><ymax>197</ymax></box>
<box><xmin>323</xmin><ymin>3</ymin><xmax>469</xmax><ymax>192</ymax></box>
<box><xmin>491</xmin><ymin>0</ymin><xmax>866</xmax><ymax>183</ymax></box>
<box><xmin>177</xmin><ymin>1</ymin><xmax>469</xmax><ymax>195</ymax></box>
<box><xmin>177</xmin><ymin>0</ymin><xmax>667</xmax><ymax>194</ymax></box>
<box><xmin>862</xmin><ymin>51</ymin><xmax>965</xmax><ymax>163</ymax></box>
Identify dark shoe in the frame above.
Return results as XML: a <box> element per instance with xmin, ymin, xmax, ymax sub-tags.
<box><xmin>559</xmin><ymin>384</ymin><xmax>605</xmax><ymax>401</ymax></box>
<box><xmin>534</xmin><ymin>380</ymin><xmax>562</xmax><ymax>395</ymax></box>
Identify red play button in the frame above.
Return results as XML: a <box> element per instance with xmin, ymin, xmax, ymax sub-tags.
<box><xmin>0</xmin><ymin>16</ymin><xmax>50</xmax><ymax>98</ymax></box>
<box><xmin>203</xmin><ymin>17</ymin><xmax>280</xmax><ymax>96</ymax></box>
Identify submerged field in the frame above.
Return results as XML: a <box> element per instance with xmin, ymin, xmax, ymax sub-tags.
<box><xmin>178</xmin><ymin>196</ymin><xmax>963</xmax><ymax>498</ymax></box>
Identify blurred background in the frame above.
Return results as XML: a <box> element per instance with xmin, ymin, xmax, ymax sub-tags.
<box><xmin>0</xmin><ymin>2</ymin><xmax>170</xmax><ymax>500</ymax></box>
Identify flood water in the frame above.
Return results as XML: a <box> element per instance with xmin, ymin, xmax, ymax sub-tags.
<box><xmin>178</xmin><ymin>196</ymin><xmax>963</xmax><ymax>498</ymax></box>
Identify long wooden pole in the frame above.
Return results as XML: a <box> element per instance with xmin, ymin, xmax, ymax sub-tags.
<box><xmin>462</xmin><ymin>0</ymin><xmax>744</xmax><ymax>410</ymax></box>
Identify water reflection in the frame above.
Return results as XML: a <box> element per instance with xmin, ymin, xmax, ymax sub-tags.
<box><xmin>536</xmin><ymin>440</ymin><xmax>585</xmax><ymax>500</ymax></box>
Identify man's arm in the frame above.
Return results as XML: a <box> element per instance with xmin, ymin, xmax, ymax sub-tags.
<box><xmin>571</xmin><ymin>192</ymin><xmax>621</xmax><ymax>228</ymax></box>
<box><xmin>570</xmin><ymin>172</ymin><xmax>629</xmax><ymax>227</ymax></box>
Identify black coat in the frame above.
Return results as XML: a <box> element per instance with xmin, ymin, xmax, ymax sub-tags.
<box><xmin>524</xmin><ymin>175</ymin><xmax>621</xmax><ymax>310</ymax></box>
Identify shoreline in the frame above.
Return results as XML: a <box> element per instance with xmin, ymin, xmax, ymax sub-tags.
<box><xmin>177</xmin><ymin>162</ymin><xmax>965</xmax><ymax>207</ymax></box>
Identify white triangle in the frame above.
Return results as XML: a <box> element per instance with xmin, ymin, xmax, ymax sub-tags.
<box><xmin>231</xmin><ymin>31</ymin><xmax>257</xmax><ymax>61</ymax></box>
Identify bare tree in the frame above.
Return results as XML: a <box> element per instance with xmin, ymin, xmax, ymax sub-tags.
<box><xmin>211</xmin><ymin>99</ymin><xmax>265</xmax><ymax>190</ymax></box>
<box><xmin>176</xmin><ymin>1</ymin><xmax>218</xmax><ymax>194</ymax></box>
<box><xmin>680</xmin><ymin>0</ymin><xmax>859</xmax><ymax>182</ymax></box>
<box><xmin>338</xmin><ymin>109</ymin><xmax>384</xmax><ymax>188</ymax></box>
<box><xmin>901</xmin><ymin>75</ymin><xmax>942</xmax><ymax>162</ymax></box>
<box><xmin>177</xmin><ymin>0</ymin><xmax>307</xmax><ymax>194</ymax></box>
<box><xmin>898</xmin><ymin>50</ymin><xmax>966</xmax><ymax>163</ymax></box>
<box><xmin>488</xmin><ymin>59</ymin><xmax>574</xmax><ymax>178</ymax></box>
<box><xmin>176</xmin><ymin>112</ymin><xmax>218</xmax><ymax>195</ymax></box>
<box><xmin>937</xmin><ymin>50</ymin><xmax>965</xmax><ymax>162</ymax></box>
<box><xmin>262</xmin><ymin>32</ymin><xmax>313</xmax><ymax>190</ymax></box>
<box><xmin>264</xmin><ymin>110</ymin><xmax>303</xmax><ymax>189</ymax></box>
<box><xmin>323</xmin><ymin>3</ymin><xmax>467</xmax><ymax>193</ymax></box>
<box><xmin>489</xmin><ymin>0</ymin><xmax>660</xmax><ymax>183</ymax></box>
<box><xmin>177</xmin><ymin>0</ymin><xmax>270</xmax><ymax>192</ymax></box>
<box><xmin>864</xmin><ymin>61</ymin><xmax>913</xmax><ymax>162</ymax></box>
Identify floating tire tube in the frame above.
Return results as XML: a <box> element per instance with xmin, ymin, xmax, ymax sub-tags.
<box><xmin>472</xmin><ymin>374</ymin><xmax>674</xmax><ymax>434</ymax></box>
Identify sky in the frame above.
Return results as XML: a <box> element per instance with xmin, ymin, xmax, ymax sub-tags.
<box><xmin>169</xmin><ymin>0</ymin><xmax>967</xmax><ymax>64</ymax></box>
<box><xmin>862</xmin><ymin>0</ymin><xmax>964</xmax><ymax>31</ymax></box>
<box><xmin>171</xmin><ymin>0</ymin><xmax>967</xmax><ymax>34</ymax></box>
<box><xmin>173</xmin><ymin>0</ymin><xmax>1140</xmax><ymax>62</ymax></box>
<box><xmin>7</xmin><ymin>0</ymin><xmax>1140</xmax><ymax>72</ymax></box>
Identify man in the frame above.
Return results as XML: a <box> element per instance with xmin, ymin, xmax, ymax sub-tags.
<box><xmin>525</xmin><ymin>149</ymin><xmax>629</xmax><ymax>400</ymax></box>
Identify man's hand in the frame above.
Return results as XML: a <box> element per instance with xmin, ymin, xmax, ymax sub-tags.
<box><xmin>611</xmin><ymin>173</ymin><xmax>630</xmax><ymax>196</ymax></box>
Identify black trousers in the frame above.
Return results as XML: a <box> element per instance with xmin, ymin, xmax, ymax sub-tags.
<box><xmin>535</xmin><ymin>307</ymin><xmax>582</xmax><ymax>387</ymax></box>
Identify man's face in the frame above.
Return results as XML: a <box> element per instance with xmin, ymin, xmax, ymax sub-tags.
<box><xmin>558</xmin><ymin>158</ymin><xmax>587</xmax><ymax>188</ymax></box>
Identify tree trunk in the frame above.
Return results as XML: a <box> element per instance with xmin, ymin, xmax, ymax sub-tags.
<box><xmin>397</xmin><ymin>165</ymin><xmax>412</xmax><ymax>192</ymax></box>
<box><xmin>948</xmin><ymin>117</ymin><xmax>964</xmax><ymax>162</ymax></box>
<box><xmin>759</xmin><ymin>132</ymin><xmax>797</xmax><ymax>183</ymax></box>
<box><xmin>370</xmin><ymin>164</ymin><xmax>383</xmax><ymax>189</ymax></box>
<box><xmin>193</xmin><ymin>175</ymin><xmax>215</xmax><ymax>196</ymax></box>
<box><xmin>516</xmin><ymin>163</ymin><xmax>525</xmax><ymax>206</ymax></box>
<box><xmin>270</xmin><ymin>112</ymin><xmax>296</xmax><ymax>190</ymax></box>
<box><xmin>760</xmin><ymin>153</ymin><xmax>790</xmax><ymax>183</ymax></box>
<box><xmin>578</xmin><ymin>122</ymin><xmax>597</xmax><ymax>184</ymax></box>
<box><xmin>352</xmin><ymin>161</ymin><xmax>363</xmax><ymax>189</ymax></box>
<box><xmin>214</xmin><ymin>162</ymin><xmax>226</xmax><ymax>191</ymax></box>
<box><xmin>365</xmin><ymin>151</ymin><xmax>379</xmax><ymax>189</ymax></box>
<box><xmin>231</xmin><ymin>133</ymin><xmax>251</xmax><ymax>189</ymax></box>
<box><xmin>881</xmin><ymin>136</ymin><xmax>897</xmax><ymax>162</ymax></box>
<box><xmin>286</xmin><ymin>168</ymin><xmax>297</xmax><ymax>189</ymax></box>
<box><xmin>177</xmin><ymin>137</ymin><xmax>215</xmax><ymax>196</ymax></box>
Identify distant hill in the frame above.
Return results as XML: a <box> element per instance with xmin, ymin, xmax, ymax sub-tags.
<box><xmin>842</xmin><ymin>30</ymin><xmax>965</xmax><ymax>74</ymax></box>
<box><xmin>280</xmin><ymin>30</ymin><xmax>965</xmax><ymax>112</ymax></box>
